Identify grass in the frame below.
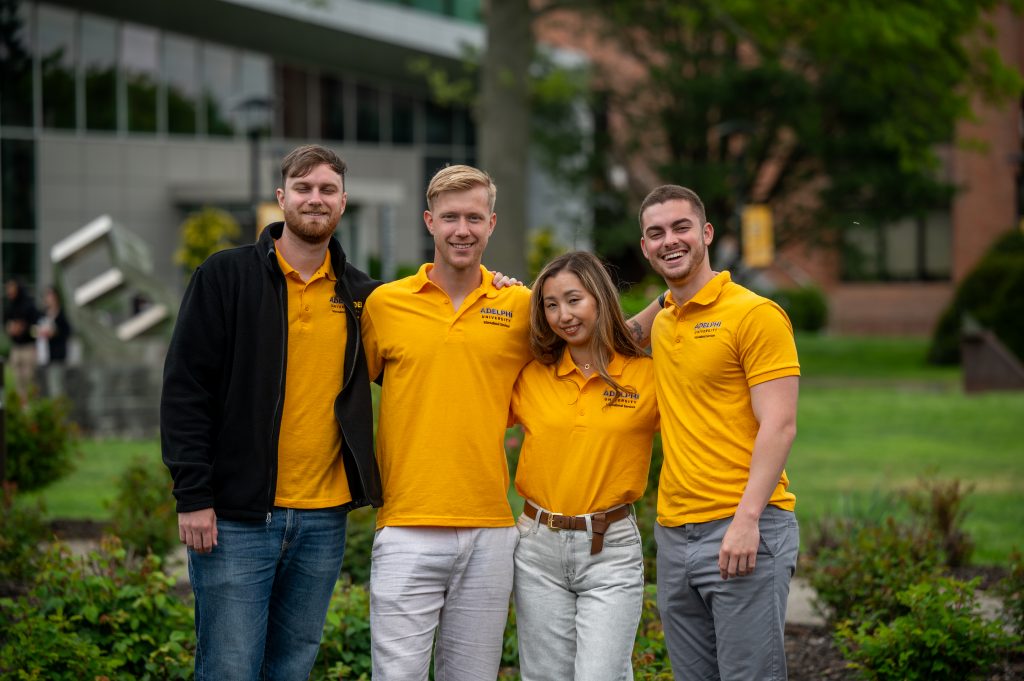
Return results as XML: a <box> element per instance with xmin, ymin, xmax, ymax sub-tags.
<box><xmin>21</xmin><ymin>438</ymin><xmax>160</xmax><ymax>520</ymax></box>
<box><xmin>18</xmin><ymin>334</ymin><xmax>1024</xmax><ymax>564</ymax></box>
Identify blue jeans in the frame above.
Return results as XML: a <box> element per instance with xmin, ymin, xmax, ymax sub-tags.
<box><xmin>513</xmin><ymin>508</ymin><xmax>644</xmax><ymax>681</ymax></box>
<box><xmin>187</xmin><ymin>507</ymin><xmax>349</xmax><ymax>681</ymax></box>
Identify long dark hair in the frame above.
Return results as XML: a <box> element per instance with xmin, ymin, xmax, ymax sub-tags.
<box><xmin>529</xmin><ymin>251</ymin><xmax>646</xmax><ymax>404</ymax></box>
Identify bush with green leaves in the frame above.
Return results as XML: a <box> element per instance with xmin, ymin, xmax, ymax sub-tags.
<box><xmin>997</xmin><ymin>549</ymin><xmax>1024</xmax><ymax>638</ymax></box>
<box><xmin>310</xmin><ymin>579</ymin><xmax>371</xmax><ymax>681</ymax></box>
<box><xmin>836</xmin><ymin>577</ymin><xmax>1016</xmax><ymax>681</ymax></box>
<box><xmin>0</xmin><ymin>537</ymin><xmax>194</xmax><ymax>680</ymax></box>
<box><xmin>107</xmin><ymin>455</ymin><xmax>178</xmax><ymax>557</ymax></box>
<box><xmin>0</xmin><ymin>483</ymin><xmax>50</xmax><ymax>587</ymax></box>
<box><xmin>807</xmin><ymin>516</ymin><xmax>942</xmax><ymax>624</ymax></box>
<box><xmin>3</xmin><ymin>387</ymin><xmax>79</xmax><ymax>492</ymax></box>
<box><xmin>929</xmin><ymin>229</ymin><xmax>1024</xmax><ymax>365</ymax></box>
<box><xmin>340</xmin><ymin>507</ymin><xmax>376</xmax><ymax>585</ymax></box>
<box><xmin>769</xmin><ymin>285</ymin><xmax>829</xmax><ymax>332</ymax></box>
<box><xmin>174</xmin><ymin>206</ymin><xmax>241</xmax><ymax>278</ymax></box>
<box><xmin>632</xmin><ymin>584</ymin><xmax>673</xmax><ymax>680</ymax></box>
<box><xmin>901</xmin><ymin>477</ymin><xmax>974</xmax><ymax>568</ymax></box>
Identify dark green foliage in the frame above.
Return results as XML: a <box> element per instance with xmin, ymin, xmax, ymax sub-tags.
<box><xmin>0</xmin><ymin>537</ymin><xmax>194</xmax><ymax>680</ymax></box>
<box><xmin>632</xmin><ymin>584</ymin><xmax>673</xmax><ymax>680</ymax></box>
<box><xmin>341</xmin><ymin>507</ymin><xmax>376</xmax><ymax>585</ymax></box>
<box><xmin>901</xmin><ymin>477</ymin><xmax>974</xmax><ymax>568</ymax></box>
<box><xmin>0</xmin><ymin>484</ymin><xmax>50</xmax><ymax>586</ymax></box>
<box><xmin>311</xmin><ymin>580</ymin><xmax>372</xmax><ymax>681</ymax></box>
<box><xmin>929</xmin><ymin>230</ymin><xmax>1024</xmax><ymax>364</ymax></box>
<box><xmin>769</xmin><ymin>286</ymin><xmax>828</xmax><ymax>332</ymax></box>
<box><xmin>836</xmin><ymin>577</ymin><xmax>1016</xmax><ymax>681</ymax></box>
<box><xmin>807</xmin><ymin>516</ymin><xmax>942</xmax><ymax>624</ymax></box>
<box><xmin>3</xmin><ymin>387</ymin><xmax>79</xmax><ymax>491</ymax></box>
<box><xmin>997</xmin><ymin>550</ymin><xmax>1024</xmax><ymax>638</ymax></box>
<box><xmin>107</xmin><ymin>455</ymin><xmax>178</xmax><ymax>558</ymax></box>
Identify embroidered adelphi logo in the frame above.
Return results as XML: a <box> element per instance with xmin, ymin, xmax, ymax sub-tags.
<box><xmin>693</xmin><ymin>320</ymin><xmax>721</xmax><ymax>339</ymax></box>
<box><xmin>330</xmin><ymin>295</ymin><xmax>346</xmax><ymax>314</ymax></box>
<box><xmin>480</xmin><ymin>306</ymin><xmax>513</xmax><ymax>328</ymax></box>
<box><xmin>602</xmin><ymin>389</ymin><xmax>640</xmax><ymax>409</ymax></box>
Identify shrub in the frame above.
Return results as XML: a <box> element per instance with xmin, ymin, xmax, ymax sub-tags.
<box><xmin>0</xmin><ymin>537</ymin><xmax>194</xmax><ymax>680</ymax></box>
<box><xmin>633</xmin><ymin>584</ymin><xmax>673</xmax><ymax>680</ymax></box>
<box><xmin>768</xmin><ymin>285</ymin><xmax>829</xmax><ymax>332</ymax></box>
<box><xmin>311</xmin><ymin>579</ymin><xmax>371</xmax><ymax>681</ymax></box>
<box><xmin>997</xmin><ymin>549</ymin><xmax>1024</xmax><ymax>638</ymax></box>
<box><xmin>107</xmin><ymin>455</ymin><xmax>179</xmax><ymax>558</ymax></box>
<box><xmin>3</xmin><ymin>387</ymin><xmax>79</xmax><ymax>492</ymax></box>
<box><xmin>929</xmin><ymin>229</ymin><xmax>1024</xmax><ymax>365</ymax></box>
<box><xmin>0</xmin><ymin>483</ymin><xmax>50</xmax><ymax>588</ymax></box>
<box><xmin>341</xmin><ymin>507</ymin><xmax>376</xmax><ymax>585</ymax></box>
<box><xmin>901</xmin><ymin>477</ymin><xmax>974</xmax><ymax>568</ymax></box>
<box><xmin>175</xmin><ymin>207</ymin><xmax>240</xmax><ymax>278</ymax></box>
<box><xmin>836</xmin><ymin>577</ymin><xmax>1016</xmax><ymax>681</ymax></box>
<box><xmin>807</xmin><ymin>516</ymin><xmax>942</xmax><ymax>624</ymax></box>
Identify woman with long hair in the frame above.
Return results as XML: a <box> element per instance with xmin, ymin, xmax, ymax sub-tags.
<box><xmin>510</xmin><ymin>251</ymin><xmax>659</xmax><ymax>681</ymax></box>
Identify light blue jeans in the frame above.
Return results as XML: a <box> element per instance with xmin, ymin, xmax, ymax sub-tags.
<box><xmin>655</xmin><ymin>506</ymin><xmax>799</xmax><ymax>681</ymax></box>
<box><xmin>187</xmin><ymin>506</ymin><xmax>349</xmax><ymax>681</ymax></box>
<box><xmin>513</xmin><ymin>508</ymin><xmax>644</xmax><ymax>681</ymax></box>
<box><xmin>370</xmin><ymin>525</ymin><xmax>518</xmax><ymax>681</ymax></box>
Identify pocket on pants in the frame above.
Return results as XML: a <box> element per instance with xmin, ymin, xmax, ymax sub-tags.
<box><xmin>602</xmin><ymin>515</ymin><xmax>641</xmax><ymax>548</ymax></box>
<box><xmin>515</xmin><ymin>512</ymin><xmax>536</xmax><ymax>538</ymax></box>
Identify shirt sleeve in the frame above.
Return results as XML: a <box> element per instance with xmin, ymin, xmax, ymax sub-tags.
<box><xmin>736</xmin><ymin>301</ymin><xmax>801</xmax><ymax>388</ymax></box>
<box><xmin>361</xmin><ymin>291</ymin><xmax>384</xmax><ymax>383</ymax></box>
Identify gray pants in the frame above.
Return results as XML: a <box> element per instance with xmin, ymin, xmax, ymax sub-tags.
<box><xmin>655</xmin><ymin>506</ymin><xmax>799</xmax><ymax>681</ymax></box>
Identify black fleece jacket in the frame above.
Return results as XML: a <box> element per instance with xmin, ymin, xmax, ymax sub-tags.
<box><xmin>160</xmin><ymin>223</ymin><xmax>382</xmax><ymax>520</ymax></box>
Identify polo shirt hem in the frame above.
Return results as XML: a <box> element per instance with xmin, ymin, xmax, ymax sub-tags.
<box><xmin>747</xmin><ymin>366</ymin><xmax>801</xmax><ymax>388</ymax></box>
<box><xmin>657</xmin><ymin>499</ymin><xmax>797</xmax><ymax>527</ymax></box>
<box><xmin>376</xmin><ymin>515</ymin><xmax>515</xmax><ymax>530</ymax></box>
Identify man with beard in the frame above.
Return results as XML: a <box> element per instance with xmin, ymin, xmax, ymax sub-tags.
<box><xmin>638</xmin><ymin>185</ymin><xmax>801</xmax><ymax>680</ymax></box>
<box><xmin>161</xmin><ymin>144</ymin><xmax>382</xmax><ymax>681</ymax></box>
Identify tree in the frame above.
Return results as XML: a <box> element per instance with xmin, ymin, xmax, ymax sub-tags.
<box><xmin>586</xmin><ymin>0</ymin><xmax>1022</xmax><ymax>272</ymax></box>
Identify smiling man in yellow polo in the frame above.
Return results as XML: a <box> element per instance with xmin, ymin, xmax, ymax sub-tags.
<box><xmin>361</xmin><ymin>165</ymin><xmax>532</xmax><ymax>681</ymax></box>
<box><xmin>639</xmin><ymin>184</ymin><xmax>800</xmax><ymax>681</ymax></box>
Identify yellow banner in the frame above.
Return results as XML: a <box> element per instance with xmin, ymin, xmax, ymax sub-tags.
<box><xmin>742</xmin><ymin>204</ymin><xmax>774</xmax><ymax>268</ymax></box>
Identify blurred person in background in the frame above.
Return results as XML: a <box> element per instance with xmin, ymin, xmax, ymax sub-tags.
<box><xmin>3</xmin><ymin>278</ymin><xmax>39</xmax><ymax>398</ymax></box>
<box><xmin>36</xmin><ymin>285</ymin><xmax>73</xmax><ymax>397</ymax></box>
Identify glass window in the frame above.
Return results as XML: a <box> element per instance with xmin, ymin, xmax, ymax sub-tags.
<box><xmin>81</xmin><ymin>14</ymin><xmax>117</xmax><ymax>131</ymax></box>
<box><xmin>451</xmin><ymin>0</ymin><xmax>481</xmax><ymax>22</ymax></box>
<box><xmin>164</xmin><ymin>33</ymin><xmax>198</xmax><ymax>134</ymax></box>
<box><xmin>279</xmin><ymin>64</ymin><xmax>308</xmax><ymax>138</ymax></box>
<box><xmin>884</xmin><ymin>217</ymin><xmax>918</xmax><ymax>280</ymax></box>
<box><xmin>455</xmin><ymin>105</ymin><xmax>475</xmax><ymax>147</ymax></box>
<box><xmin>425</xmin><ymin>100</ymin><xmax>452</xmax><ymax>145</ymax></box>
<box><xmin>203</xmin><ymin>44</ymin><xmax>236</xmax><ymax>136</ymax></box>
<box><xmin>238</xmin><ymin>51</ymin><xmax>272</xmax><ymax>134</ymax></box>
<box><xmin>924</xmin><ymin>212</ymin><xmax>952</xmax><ymax>279</ymax></box>
<box><xmin>38</xmin><ymin>4</ymin><xmax>76</xmax><ymax>129</ymax></box>
<box><xmin>0</xmin><ymin>1</ymin><xmax>34</xmax><ymax>127</ymax></box>
<box><xmin>1</xmin><ymin>139</ymin><xmax>37</xmax><ymax>280</ymax></box>
<box><xmin>320</xmin><ymin>74</ymin><xmax>345</xmax><ymax>140</ymax></box>
<box><xmin>356</xmin><ymin>84</ymin><xmax>380</xmax><ymax>143</ymax></box>
<box><xmin>391</xmin><ymin>93</ymin><xmax>415</xmax><ymax>145</ymax></box>
<box><xmin>122</xmin><ymin>23</ymin><xmax>158</xmax><ymax>133</ymax></box>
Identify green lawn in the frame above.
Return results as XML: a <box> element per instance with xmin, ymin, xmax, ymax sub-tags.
<box><xmin>21</xmin><ymin>438</ymin><xmax>161</xmax><ymax>519</ymax></box>
<box><xmin>21</xmin><ymin>335</ymin><xmax>1024</xmax><ymax>564</ymax></box>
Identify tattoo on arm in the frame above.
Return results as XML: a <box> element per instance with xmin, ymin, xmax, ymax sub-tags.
<box><xmin>629</xmin><ymin>320</ymin><xmax>644</xmax><ymax>344</ymax></box>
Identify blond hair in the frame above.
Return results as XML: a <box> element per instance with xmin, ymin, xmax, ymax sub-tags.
<box><xmin>426</xmin><ymin>165</ymin><xmax>496</xmax><ymax>211</ymax></box>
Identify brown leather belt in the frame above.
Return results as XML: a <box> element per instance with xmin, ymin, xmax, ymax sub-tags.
<box><xmin>524</xmin><ymin>500</ymin><xmax>631</xmax><ymax>555</ymax></box>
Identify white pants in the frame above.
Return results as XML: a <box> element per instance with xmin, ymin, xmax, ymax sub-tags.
<box><xmin>370</xmin><ymin>525</ymin><xmax>518</xmax><ymax>681</ymax></box>
<box><xmin>513</xmin><ymin>509</ymin><xmax>644</xmax><ymax>681</ymax></box>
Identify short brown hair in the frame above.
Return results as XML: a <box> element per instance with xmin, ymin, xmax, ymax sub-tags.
<box><xmin>280</xmin><ymin>144</ymin><xmax>347</xmax><ymax>187</ymax></box>
<box><xmin>638</xmin><ymin>185</ymin><xmax>706</xmax><ymax>228</ymax></box>
<box><xmin>426</xmin><ymin>165</ymin><xmax>496</xmax><ymax>212</ymax></box>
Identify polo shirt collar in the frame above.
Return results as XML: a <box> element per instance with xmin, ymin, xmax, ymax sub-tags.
<box><xmin>411</xmin><ymin>263</ymin><xmax>494</xmax><ymax>297</ymax></box>
<box><xmin>275</xmin><ymin>247</ymin><xmax>335</xmax><ymax>282</ymax></box>
<box><xmin>668</xmin><ymin>270</ymin><xmax>731</xmax><ymax>309</ymax></box>
<box><xmin>555</xmin><ymin>350</ymin><xmax>627</xmax><ymax>378</ymax></box>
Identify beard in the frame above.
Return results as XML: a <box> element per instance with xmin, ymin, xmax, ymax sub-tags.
<box><xmin>650</xmin><ymin>239</ymin><xmax>707</xmax><ymax>285</ymax></box>
<box><xmin>283</xmin><ymin>206</ymin><xmax>339</xmax><ymax>245</ymax></box>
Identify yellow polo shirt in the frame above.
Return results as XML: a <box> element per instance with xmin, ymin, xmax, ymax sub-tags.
<box><xmin>510</xmin><ymin>352</ymin><xmax>659</xmax><ymax>516</ymax></box>
<box><xmin>653</xmin><ymin>271</ymin><xmax>799</xmax><ymax>526</ymax></box>
<box><xmin>362</xmin><ymin>264</ymin><xmax>533</xmax><ymax>528</ymax></box>
<box><xmin>273</xmin><ymin>247</ymin><xmax>351</xmax><ymax>508</ymax></box>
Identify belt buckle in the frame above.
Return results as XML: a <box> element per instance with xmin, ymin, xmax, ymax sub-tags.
<box><xmin>547</xmin><ymin>513</ymin><xmax>562</xmax><ymax>531</ymax></box>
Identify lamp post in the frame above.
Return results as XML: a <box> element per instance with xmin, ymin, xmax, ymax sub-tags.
<box><xmin>711</xmin><ymin>119</ymin><xmax>753</xmax><ymax>277</ymax></box>
<box><xmin>235</xmin><ymin>97</ymin><xmax>274</xmax><ymax>236</ymax></box>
